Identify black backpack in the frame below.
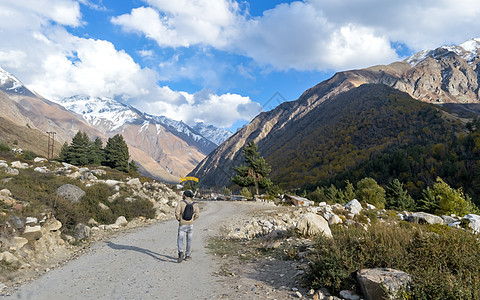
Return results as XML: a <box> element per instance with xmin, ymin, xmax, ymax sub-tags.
<box><xmin>182</xmin><ymin>200</ymin><xmax>195</xmax><ymax>221</ymax></box>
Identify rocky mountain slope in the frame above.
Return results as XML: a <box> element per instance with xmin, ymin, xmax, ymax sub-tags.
<box><xmin>190</xmin><ymin>38</ymin><xmax>480</xmax><ymax>188</ymax></box>
<box><xmin>0</xmin><ymin>68</ymin><xmax>104</xmax><ymax>157</ymax></box>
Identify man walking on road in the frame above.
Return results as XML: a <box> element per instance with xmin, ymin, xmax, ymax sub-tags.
<box><xmin>175</xmin><ymin>190</ymin><xmax>199</xmax><ymax>263</ymax></box>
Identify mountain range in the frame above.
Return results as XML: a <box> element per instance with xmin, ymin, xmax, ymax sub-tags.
<box><xmin>0</xmin><ymin>67</ymin><xmax>232</xmax><ymax>182</ymax></box>
<box><xmin>189</xmin><ymin>38</ymin><xmax>480</xmax><ymax>189</ymax></box>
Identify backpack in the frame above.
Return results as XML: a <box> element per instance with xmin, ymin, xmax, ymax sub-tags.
<box><xmin>182</xmin><ymin>200</ymin><xmax>195</xmax><ymax>221</ymax></box>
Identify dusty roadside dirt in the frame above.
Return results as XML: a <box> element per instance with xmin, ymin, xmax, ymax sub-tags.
<box><xmin>1</xmin><ymin>201</ymin><xmax>311</xmax><ymax>299</ymax></box>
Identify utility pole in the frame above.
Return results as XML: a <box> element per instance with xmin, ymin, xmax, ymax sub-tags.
<box><xmin>47</xmin><ymin>131</ymin><xmax>56</xmax><ymax>159</ymax></box>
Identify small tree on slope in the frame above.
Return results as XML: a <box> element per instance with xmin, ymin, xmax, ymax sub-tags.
<box><xmin>232</xmin><ymin>141</ymin><xmax>273</xmax><ymax>196</ymax></box>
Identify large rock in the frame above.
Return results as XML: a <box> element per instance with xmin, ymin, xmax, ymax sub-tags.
<box><xmin>34</xmin><ymin>157</ymin><xmax>48</xmax><ymax>163</ymax></box>
<box><xmin>463</xmin><ymin>214</ymin><xmax>480</xmax><ymax>233</ymax></box>
<box><xmin>345</xmin><ymin>199</ymin><xmax>363</xmax><ymax>215</ymax></box>
<box><xmin>74</xmin><ymin>223</ymin><xmax>90</xmax><ymax>240</ymax></box>
<box><xmin>22</xmin><ymin>225</ymin><xmax>43</xmax><ymax>241</ymax></box>
<box><xmin>295</xmin><ymin>213</ymin><xmax>332</xmax><ymax>238</ymax></box>
<box><xmin>127</xmin><ymin>178</ymin><xmax>142</xmax><ymax>189</ymax></box>
<box><xmin>115</xmin><ymin>216</ymin><xmax>128</xmax><ymax>227</ymax></box>
<box><xmin>5</xmin><ymin>167</ymin><xmax>19</xmax><ymax>175</ymax></box>
<box><xmin>10</xmin><ymin>216</ymin><xmax>25</xmax><ymax>230</ymax></box>
<box><xmin>0</xmin><ymin>251</ymin><xmax>19</xmax><ymax>264</ymax></box>
<box><xmin>56</xmin><ymin>184</ymin><xmax>85</xmax><ymax>203</ymax></box>
<box><xmin>11</xmin><ymin>161</ymin><xmax>28</xmax><ymax>169</ymax></box>
<box><xmin>357</xmin><ymin>268</ymin><xmax>411</xmax><ymax>300</ymax></box>
<box><xmin>406</xmin><ymin>212</ymin><xmax>444</xmax><ymax>225</ymax></box>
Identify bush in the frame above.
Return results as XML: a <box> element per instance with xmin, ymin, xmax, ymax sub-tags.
<box><xmin>240</xmin><ymin>187</ymin><xmax>252</xmax><ymax>199</ymax></box>
<box><xmin>305</xmin><ymin>223</ymin><xmax>480</xmax><ymax>299</ymax></box>
<box><xmin>0</xmin><ymin>142</ymin><xmax>10</xmax><ymax>152</ymax></box>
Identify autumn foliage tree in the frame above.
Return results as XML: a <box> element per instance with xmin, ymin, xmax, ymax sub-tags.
<box><xmin>232</xmin><ymin>141</ymin><xmax>273</xmax><ymax>195</ymax></box>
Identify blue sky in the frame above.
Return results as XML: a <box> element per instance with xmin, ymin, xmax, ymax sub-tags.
<box><xmin>1</xmin><ymin>0</ymin><xmax>480</xmax><ymax>132</ymax></box>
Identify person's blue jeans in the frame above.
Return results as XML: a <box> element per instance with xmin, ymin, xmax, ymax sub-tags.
<box><xmin>177</xmin><ymin>225</ymin><xmax>194</xmax><ymax>256</ymax></box>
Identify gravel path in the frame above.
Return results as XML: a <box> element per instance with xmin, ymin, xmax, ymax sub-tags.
<box><xmin>3</xmin><ymin>201</ymin><xmax>240</xmax><ymax>300</ymax></box>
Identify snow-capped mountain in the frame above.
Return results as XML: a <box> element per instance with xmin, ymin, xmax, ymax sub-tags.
<box><xmin>60</xmin><ymin>95</ymin><xmax>142</xmax><ymax>132</ymax></box>
<box><xmin>59</xmin><ymin>95</ymin><xmax>228</xmax><ymax>148</ymax></box>
<box><xmin>0</xmin><ymin>67</ymin><xmax>35</xmax><ymax>96</ymax></box>
<box><xmin>406</xmin><ymin>38</ymin><xmax>480</xmax><ymax>66</ymax></box>
<box><xmin>192</xmin><ymin>122</ymin><xmax>232</xmax><ymax>146</ymax></box>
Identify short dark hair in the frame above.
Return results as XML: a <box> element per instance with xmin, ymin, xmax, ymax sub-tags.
<box><xmin>183</xmin><ymin>190</ymin><xmax>194</xmax><ymax>198</ymax></box>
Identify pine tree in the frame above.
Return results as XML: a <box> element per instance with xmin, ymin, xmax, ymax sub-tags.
<box><xmin>232</xmin><ymin>141</ymin><xmax>273</xmax><ymax>195</ymax></box>
<box><xmin>58</xmin><ymin>142</ymin><xmax>70</xmax><ymax>162</ymax></box>
<box><xmin>69</xmin><ymin>131</ymin><xmax>90</xmax><ymax>166</ymax></box>
<box><xmin>104</xmin><ymin>134</ymin><xmax>130</xmax><ymax>172</ymax></box>
<box><xmin>89</xmin><ymin>137</ymin><xmax>105</xmax><ymax>165</ymax></box>
<box><xmin>386</xmin><ymin>179</ymin><xmax>415</xmax><ymax>211</ymax></box>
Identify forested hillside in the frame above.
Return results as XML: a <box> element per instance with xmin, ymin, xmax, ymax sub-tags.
<box><xmin>265</xmin><ymin>84</ymin><xmax>464</xmax><ymax>188</ymax></box>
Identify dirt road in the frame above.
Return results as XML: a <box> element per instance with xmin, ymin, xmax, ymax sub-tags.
<box><xmin>4</xmin><ymin>201</ymin><xmax>241</xmax><ymax>300</ymax></box>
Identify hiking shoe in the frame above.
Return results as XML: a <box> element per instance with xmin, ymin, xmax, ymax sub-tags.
<box><xmin>184</xmin><ymin>256</ymin><xmax>192</xmax><ymax>261</ymax></box>
<box><xmin>178</xmin><ymin>252</ymin><xmax>184</xmax><ymax>263</ymax></box>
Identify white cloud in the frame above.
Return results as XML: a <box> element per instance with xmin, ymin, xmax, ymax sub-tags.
<box><xmin>113</xmin><ymin>0</ymin><xmax>480</xmax><ymax>71</ymax></box>
<box><xmin>138</xmin><ymin>90</ymin><xmax>261</xmax><ymax>128</ymax></box>
<box><xmin>112</xmin><ymin>0</ymin><xmax>239</xmax><ymax>48</ymax></box>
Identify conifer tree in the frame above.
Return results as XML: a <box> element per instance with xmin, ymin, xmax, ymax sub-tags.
<box><xmin>69</xmin><ymin>131</ymin><xmax>90</xmax><ymax>166</ymax></box>
<box><xmin>59</xmin><ymin>142</ymin><xmax>70</xmax><ymax>162</ymax></box>
<box><xmin>386</xmin><ymin>179</ymin><xmax>415</xmax><ymax>211</ymax></box>
<box><xmin>89</xmin><ymin>137</ymin><xmax>105</xmax><ymax>165</ymax></box>
<box><xmin>104</xmin><ymin>134</ymin><xmax>130</xmax><ymax>172</ymax></box>
<box><xmin>232</xmin><ymin>141</ymin><xmax>273</xmax><ymax>195</ymax></box>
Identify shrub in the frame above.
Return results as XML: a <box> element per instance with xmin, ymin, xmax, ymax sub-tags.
<box><xmin>240</xmin><ymin>187</ymin><xmax>252</xmax><ymax>199</ymax></box>
<box><xmin>0</xmin><ymin>142</ymin><xmax>10</xmax><ymax>152</ymax></box>
<box><xmin>356</xmin><ymin>177</ymin><xmax>386</xmax><ymax>209</ymax></box>
<box><xmin>305</xmin><ymin>223</ymin><xmax>480</xmax><ymax>299</ymax></box>
<box><xmin>222</xmin><ymin>186</ymin><xmax>232</xmax><ymax>196</ymax></box>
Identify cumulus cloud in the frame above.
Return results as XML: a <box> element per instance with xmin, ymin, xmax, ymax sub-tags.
<box><xmin>138</xmin><ymin>90</ymin><xmax>261</xmax><ymax>128</ymax></box>
<box><xmin>111</xmin><ymin>0</ymin><xmax>239</xmax><ymax>48</ymax></box>
<box><xmin>113</xmin><ymin>0</ymin><xmax>480</xmax><ymax>71</ymax></box>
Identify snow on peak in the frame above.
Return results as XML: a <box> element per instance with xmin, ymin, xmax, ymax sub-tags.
<box><xmin>0</xmin><ymin>66</ymin><xmax>27</xmax><ymax>93</ymax></box>
<box><xmin>60</xmin><ymin>95</ymin><xmax>141</xmax><ymax>131</ymax></box>
<box><xmin>406</xmin><ymin>38</ymin><xmax>480</xmax><ymax>66</ymax></box>
<box><xmin>192</xmin><ymin>122</ymin><xmax>232</xmax><ymax>146</ymax></box>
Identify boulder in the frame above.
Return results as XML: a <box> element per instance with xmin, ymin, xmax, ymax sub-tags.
<box><xmin>441</xmin><ymin>215</ymin><xmax>458</xmax><ymax>225</ymax></box>
<box><xmin>42</xmin><ymin>219</ymin><xmax>62</xmax><ymax>232</ymax></box>
<box><xmin>406</xmin><ymin>212</ymin><xmax>444</xmax><ymax>225</ymax></box>
<box><xmin>99</xmin><ymin>202</ymin><xmax>110</xmax><ymax>210</ymax></box>
<box><xmin>0</xmin><ymin>162</ymin><xmax>8</xmax><ymax>168</ymax></box>
<box><xmin>1</xmin><ymin>251</ymin><xmax>19</xmax><ymax>264</ymax></box>
<box><xmin>11</xmin><ymin>161</ymin><xmax>28</xmax><ymax>169</ymax></box>
<box><xmin>105</xmin><ymin>180</ymin><xmax>122</xmax><ymax>187</ymax></box>
<box><xmin>13</xmin><ymin>236</ymin><xmax>29</xmax><ymax>250</ymax></box>
<box><xmin>345</xmin><ymin>199</ymin><xmax>363</xmax><ymax>215</ymax></box>
<box><xmin>25</xmin><ymin>217</ymin><xmax>38</xmax><ymax>225</ymax></box>
<box><xmin>34</xmin><ymin>166</ymin><xmax>49</xmax><ymax>173</ymax></box>
<box><xmin>127</xmin><ymin>178</ymin><xmax>142</xmax><ymax>189</ymax></box>
<box><xmin>22</xmin><ymin>225</ymin><xmax>43</xmax><ymax>241</ymax></box>
<box><xmin>463</xmin><ymin>214</ymin><xmax>480</xmax><ymax>233</ymax></box>
<box><xmin>115</xmin><ymin>216</ymin><xmax>128</xmax><ymax>227</ymax></box>
<box><xmin>34</xmin><ymin>157</ymin><xmax>48</xmax><ymax>163</ymax></box>
<box><xmin>357</xmin><ymin>268</ymin><xmax>411</xmax><ymax>300</ymax></box>
<box><xmin>74</xmin><ymin>223</ymin><xmax>90</xmax><ymax>240</ymax></box>
<box><xmin>56</xmin><ymin>184</ymin><xmax>85</xmax><ymax>202</ymax></box>
<box><xmin>325</xmin><ymin>213</ymin><xmax>343</xmax><ymax>225</ymax></box>
<box><xmin>10</xmin><ymin>216</ymin><xmax>25</xmax><ymax>230</ymax></box>
<box><xmin>91</xmin><ymin>169</ymin><xmax>106</xmax><ymax>176</ymax></box>
<box><xmin>295</xmin><ymin>213</ymin><xmax>332</xmax><ymax>238</ymax></box>
<box><xmin>5</xmin><ymin>167</ymin><xmax>19</xmax><ymax>175</ymax></box>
